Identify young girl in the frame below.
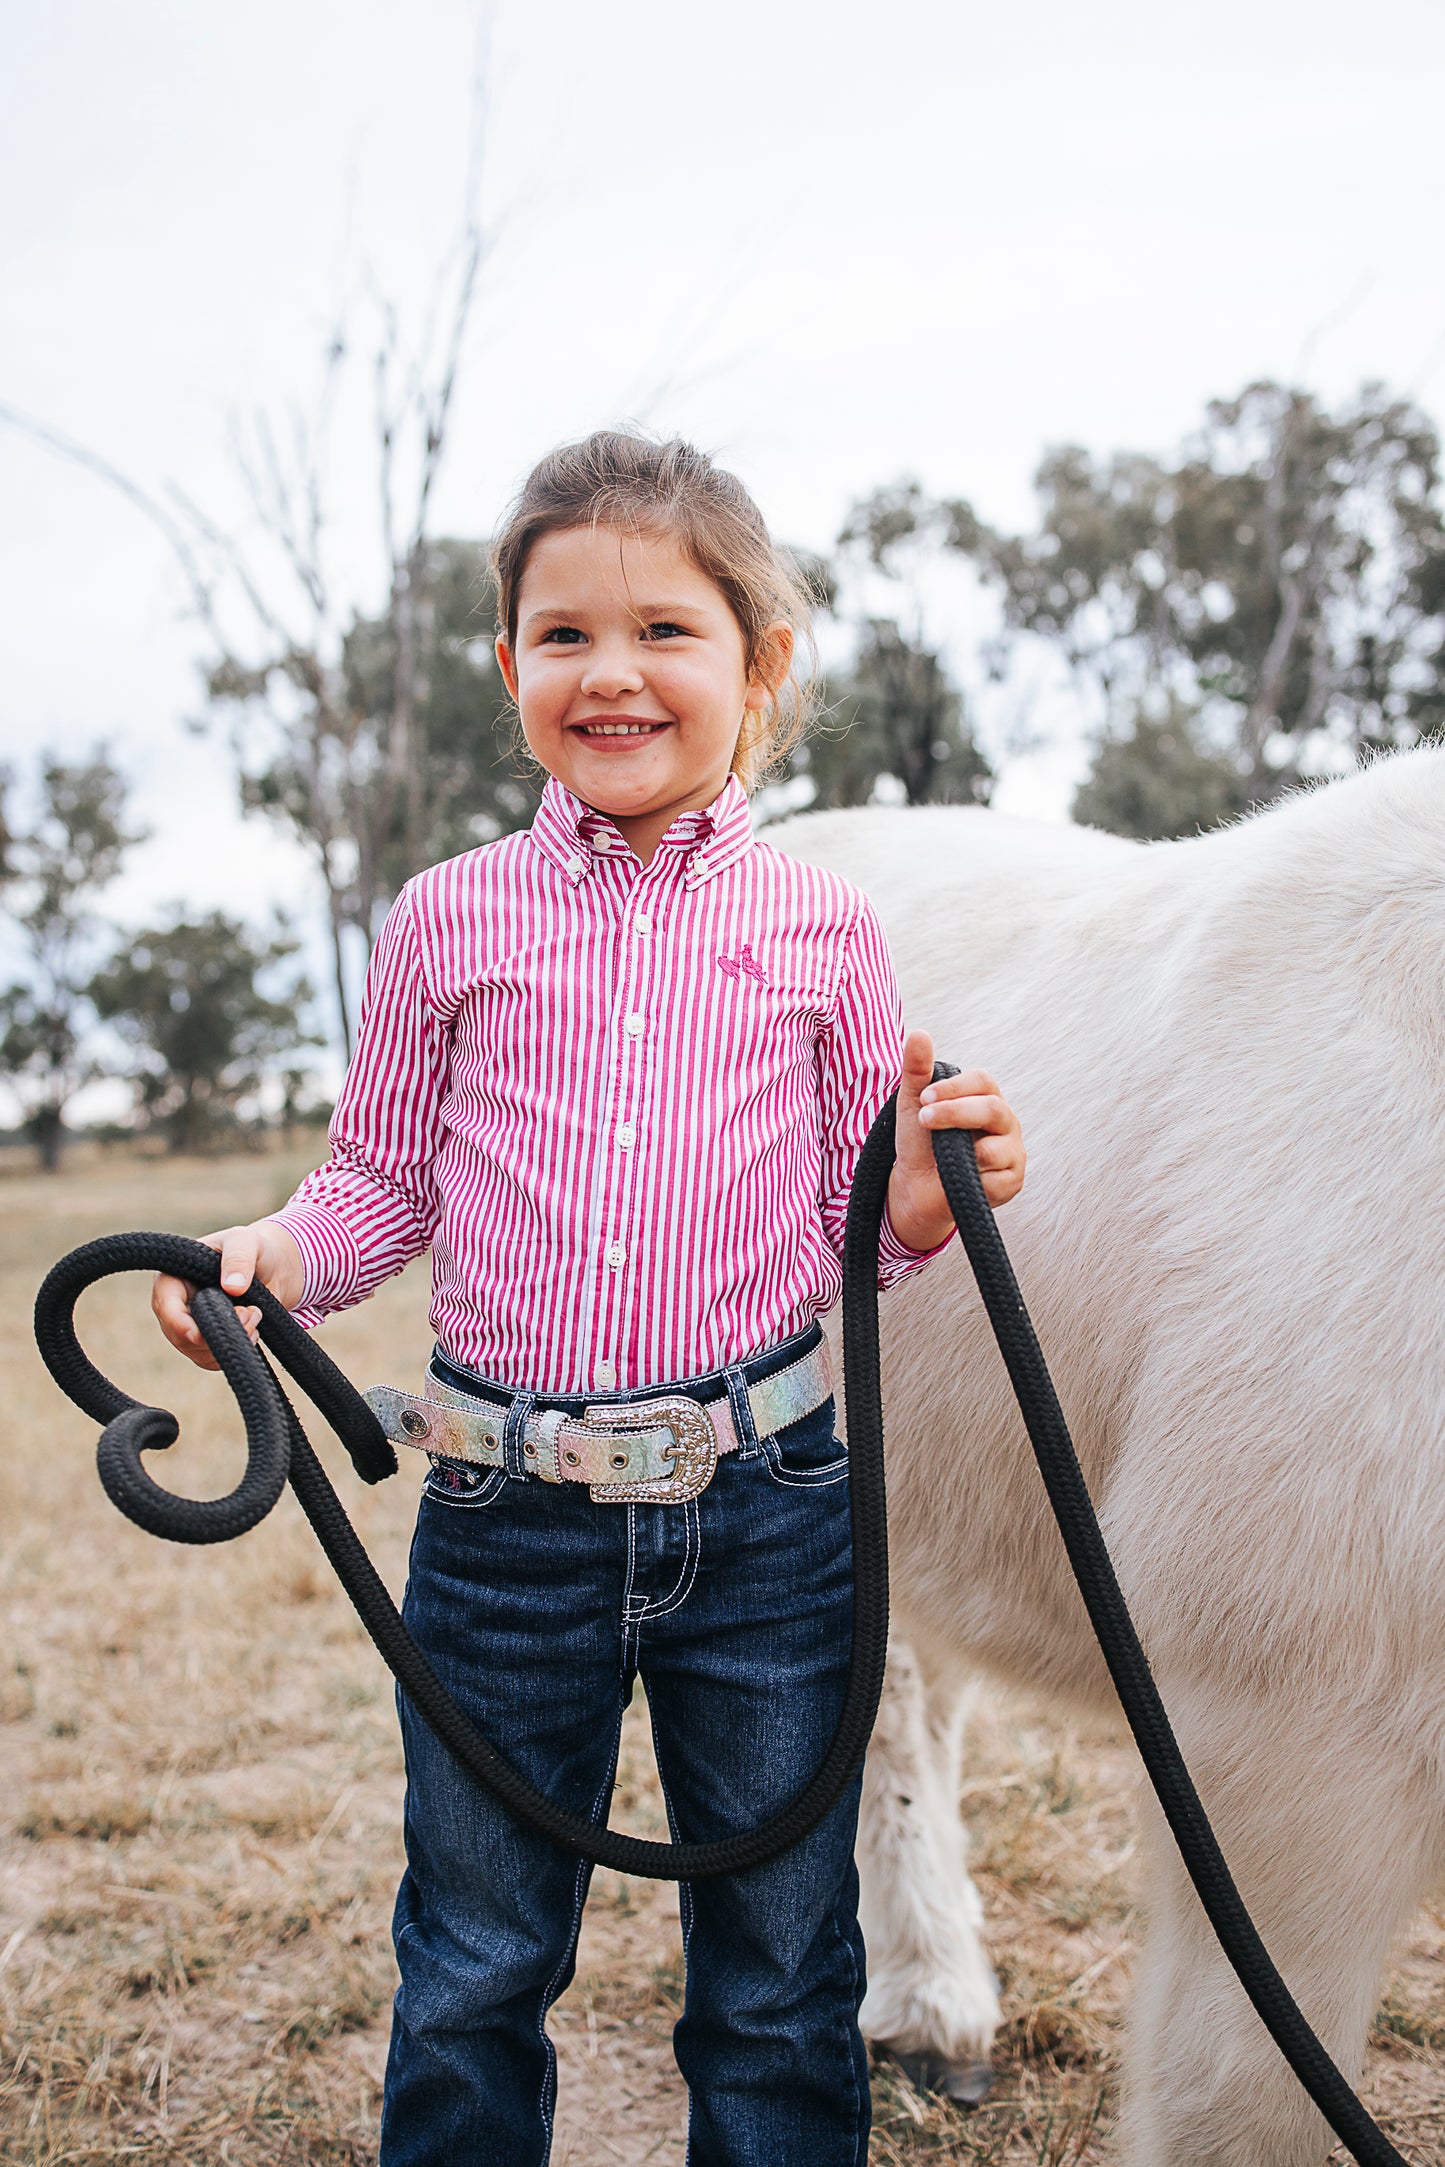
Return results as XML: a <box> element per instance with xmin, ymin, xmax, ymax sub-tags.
<box><xmin>154</xmin><ymin>431</ymin><xmax>1025</xmax><ymax>2167</ymax></box>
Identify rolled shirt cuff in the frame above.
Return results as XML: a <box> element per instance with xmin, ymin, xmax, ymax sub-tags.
<box><xmin>875</xmin><ymin>1198</ymin><xmax>954</xmax><ymax>1289</ymax></box>
<box><xmin>265</xmin><ymin>1205</ymin><xmax>363</xmax><ymax>1319</ymax></box>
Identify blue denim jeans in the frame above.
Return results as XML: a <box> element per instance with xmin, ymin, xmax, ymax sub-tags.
<box><xmin>379</xmin><ymin>1324</ymin><xmax>869</xmax><ymax>2167</ymax></box>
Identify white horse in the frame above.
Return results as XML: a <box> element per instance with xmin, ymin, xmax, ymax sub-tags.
<box><xmin>778</xmin><ymin>747</ymin><xmax>1445</xmax><ymax>2166</ymax></box>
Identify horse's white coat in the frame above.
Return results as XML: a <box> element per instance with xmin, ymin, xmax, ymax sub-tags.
<box><xmin>776</xmin><ymin>750</ymin><xmax>1445</xmax><ymax>2165</ymax></box>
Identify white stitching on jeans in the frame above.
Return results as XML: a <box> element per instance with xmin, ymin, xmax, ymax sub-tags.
<box><xmin>649</xmin><ymin>1727</ymin><xmax>693</xmax><ymax>1962</ymax></box>
<box><xmin>621</xmin><ymin>1509</ymin><xmax>641</xmax><ymax>1670</ymax></box>
<box><xmin>630</xmin><ymin>1497</ymin><xmax>701</xmax><ymax>1622</ymax></box>
<box><xmin>535</xmin><ymin>1702</ymin><xmax>625</xmax><ymax>2160</ymax></box>
<box><xmin>761</xmin><ymin>1428</ymin><xmax>848</xmax><ymax>1489</ymax></box>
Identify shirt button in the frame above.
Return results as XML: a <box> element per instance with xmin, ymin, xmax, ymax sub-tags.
<box><xmin>634</xmin><ymin>913</ymin><xmax>652</xmax><ymax>936</ymax></box>
<box><xmin>624</xmin><ymin>1012</ymin><xmax>644</xmax><ymax>1037</ymax></box>
<box><xmin>606</xmin><ymin>1243</ymin><xmax>626</xmax><ymax>1269</ymax></box>
<box><xmin>616</xmin><ymin>1122</ymin><xmax>635</xmax><ymax>1148</ymax></box>
<box><xmin>566</xmin><ymin>853</ymin><xmax>586</xmax><ymax>878</ymax></box>
<box><xmin>595</xmin><ymin>1357</ymin><xmax>617</xmax><ymax>1389</ymax></box>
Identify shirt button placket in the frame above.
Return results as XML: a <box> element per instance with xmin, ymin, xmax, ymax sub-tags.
<box><xmin>589</xmin><ymin>850</ymin><xmax>634</xmax><ymax>1385</ymax></box>
<box><xmin>605</xmin><ymin>880</ymin><xmax>657</xmax><ymax>1385</ymax></box>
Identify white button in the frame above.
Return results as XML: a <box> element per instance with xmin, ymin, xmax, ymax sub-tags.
<box><xmin>616</xmin><ymin>1123</ymin><xmax>635</xmax><ymax>1149</ymax></box>
<box><xmin>606</xmin><ymin>1243</ymin><xmax>626</xmax><ymax>1269</ymax></box>
<box><xmin>624</xmin><ymin>1012</ymin><xmax>644</xmax><ymax>1037</ymax></box>
<box><xmin>634</xmin><ymin>912</ymin><xmax>652</xmax><ymax>936</ymax></box>
<box><xmin>566</xmin><ymin>853</ymin><xmax>586</xmax><ymax>878</ymax></box>
<box><xmin>595</xmin><ymin>1358</ymin><xmax>617</xmax><ymax>1388</ymax></box>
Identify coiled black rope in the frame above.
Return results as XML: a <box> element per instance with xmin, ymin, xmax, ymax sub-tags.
<box><xmin>32</xmin><ymin>1077</ymin><xmax>1403</xmax><ymax>2160</ymax></box>
<box><xmin>31</xmin><ymin>1099</ymin><xmax>898</xmax><ymax>1883</ymax></box>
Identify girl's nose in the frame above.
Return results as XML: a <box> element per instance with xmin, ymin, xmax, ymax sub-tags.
<box><xmin>580</xmin><ymin>638</ymin><xmax>645</xmax><ymax>700</ymax></box>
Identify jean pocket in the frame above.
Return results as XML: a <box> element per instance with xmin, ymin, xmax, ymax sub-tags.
<box><xmin>422</xmin><ymin>1459</ymin><xmax>510</xmax><ymax>1509</ymax></box>
<box><xmin>760</xmin><ymin>1401</ymin><xmax>848</xmax><ymax>1487</ymax></box>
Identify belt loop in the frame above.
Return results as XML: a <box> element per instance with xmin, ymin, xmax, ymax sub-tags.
<box><xmin>503</xmin><ymin>1391</ymin><xmax>537</xmax><ymax>1478</ymax></box>
<box><xmin>723</xmin><ymin>1364</ymin><xmax>759</xmax><ymax>1459</ymax></box>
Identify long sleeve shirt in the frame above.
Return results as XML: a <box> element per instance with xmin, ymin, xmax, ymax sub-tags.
<box><xmin>272</xmin><ymin>772</ymin><xmax>946</xmax><ymax>1395</ymax></box>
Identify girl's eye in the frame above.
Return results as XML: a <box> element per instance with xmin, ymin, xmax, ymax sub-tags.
<box><xmin>540</xmin><ymin>625</ymin><xmax>585</xmax><ymax>645</ymax></box>
<box><xmin>644</xmin><ymin>622</ymin><xmax>688</xmax><ymax>642</ymax></box>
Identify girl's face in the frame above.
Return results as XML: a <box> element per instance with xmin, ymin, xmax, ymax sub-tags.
<box><xmin>497</xmin><ymin>524</ymin><xmax>790</xmax><ymax>864</ymax></box>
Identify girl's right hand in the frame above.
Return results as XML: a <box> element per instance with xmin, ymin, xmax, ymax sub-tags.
<box><xmin>152</xmin><ymin>1219</ymin><xmax>306</xmax><ymax>1371</ymax></box>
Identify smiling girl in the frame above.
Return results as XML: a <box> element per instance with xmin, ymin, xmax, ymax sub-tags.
<box><xmin>152</xmin><ymin>431</ymin><xmax>1025</xmax><ymax>2166</ymax></box>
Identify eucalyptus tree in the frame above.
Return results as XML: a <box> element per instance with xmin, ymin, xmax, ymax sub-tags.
<box><xmin>91</xmin><ymin>910</ymin><xmax>317</xmax><ymax>1155</ymax></box>
<box><xmin>839</xmin><ymin>382</ymin><xmax>1445</xmax><ymax>837</ymax></box>
<box><xmin>0</xmin><ymin>752</ymin><xmax>140</xmax><ymax>1169</ymax></box>
<box><xmin>805</xmin><ymin>620</ymin><xmax>992</xmax><ymax>811</ymax></box>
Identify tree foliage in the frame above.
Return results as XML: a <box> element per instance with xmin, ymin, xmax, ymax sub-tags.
<box><xmin>212</xmin><ymin>540</ymin><xmax>534</xmax><ymax>1027</ymax></box>
<box><xmin>91</xmin><ymin>911</ymin><xmax>316</xmax><ymax>1154</ymax></box>
<box><xmin>1072</xmin><ymin>705</ymin><xmax>1254</xmax><ymax>840</ymax></box>
<box><xmin>804</xmin><ymin>487</ymin><xmax>992</xmax><ymax>812</ymax></box>
<box><xmin>838</xmin><ymin>381</ymin><xmax>1445</xmax><ymax>838</ymax></box>
<box><xmin>804</xmin><ymin>620</ymin><xmax>992</xmax><ymax>810</ymax></box>
<box><xmin>0</xmin><ymin>752</ymin><xmax>140</xmax><ymax>1169</ymax></box>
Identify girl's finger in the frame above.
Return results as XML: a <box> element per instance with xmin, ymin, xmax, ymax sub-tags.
<box><xmin>174</xmin><ymin>1320</ymin><xmax>221</xmax><ymax>1371</ymax></box>
<box><xmin>980</xmin><ymin>1165</ymin><xmax>1025</xmax><ymax>1207</ymax></box>
<box><xmin>218</xmin><ymin>1228</ymin><xmax>260</xmax><ymax>1297</ymax></box>
<box><xmin>919</xmin><ymin>1093</ymin><xmax>1014</xmax><ymax>1133</ymax></box>
<box><xmin>920</xmin><ymin>1069</ymin><xmax>998</xmax><ymax>1105</ymax></box>
<box><xmin>151</xmin><ymin>1272</ymin><xmax>195</xmax><ymax>1338</ymax></box>
<box><xmin>972</xmin><ymin>1131</ymin><xmax>1021</xmax><ymax>1170</ymax></box>
<box><xmin>151</xmin><ymin>1270</ymin><xmax>221</xmax><ymax>1369</ymax></box>
<box><xmin>898</xmin><ymin>1030</ymin><xmax>935</xmax><ymax>1103</ymax></box>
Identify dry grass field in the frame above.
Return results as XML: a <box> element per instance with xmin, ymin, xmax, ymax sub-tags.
<box><xmin>2</xmin><ymin>1146</ymin><xmax>1443</xmax><ymax>2163</ymax></box>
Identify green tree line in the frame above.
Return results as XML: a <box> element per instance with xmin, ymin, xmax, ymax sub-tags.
<box><xmin>0</xmin><ymin>753</ymin><xmax>316</xmax><ymax>1168</ymax></box>
<box><xmin>6</xmin><ymin>376</ymin><xmax>1443</xmax><ymax>1166</ymax></box>
<box><xmin>211</xmin><ymin>375</ymin><xmax>1445</xmax><ymax>997</ymax></box>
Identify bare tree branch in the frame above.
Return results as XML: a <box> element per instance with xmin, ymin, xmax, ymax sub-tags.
<box><xmin>0</xmin><ymin>403</ymin><xmax>225</xmax><ymax>640</ymax></box>
<box><xmin>4</xmin><ymin>53</ymin><xmax>508</xmax><ymax>1055</ymax></box>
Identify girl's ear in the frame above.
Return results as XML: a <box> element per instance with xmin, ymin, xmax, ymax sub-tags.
<box><xmin>744</xmin><ymin>620</ymin><xmax>795</xmax><ymax>710</ymax></box>
<box><xmin>495</xmin><ymin>636</ymin><xmax>520</xmax><ymax>702</ymax></box>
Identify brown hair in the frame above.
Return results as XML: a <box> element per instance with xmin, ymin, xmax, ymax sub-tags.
<box><xmin>490</xmin><ymin>428</ymin><xmax>820</xmax><ymax>790</ymax></box>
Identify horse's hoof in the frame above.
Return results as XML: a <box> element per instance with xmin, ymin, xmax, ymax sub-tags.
<box><xmin>889</xmin><ymin>2048</ymin><xmax>994</xmax><ymax>2107</ymax></box>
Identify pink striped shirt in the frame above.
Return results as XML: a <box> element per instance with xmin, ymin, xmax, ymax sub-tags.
<box><xmin>274</xmin><ymin>773</ymin><xmax>945</xmax><ymax>1395</ymax></box>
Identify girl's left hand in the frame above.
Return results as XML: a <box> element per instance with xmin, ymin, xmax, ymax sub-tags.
<box><xmin>886</xmin><ymin>1027</ymin><xmax>1026</xmax><ymax>1251</ymax></box>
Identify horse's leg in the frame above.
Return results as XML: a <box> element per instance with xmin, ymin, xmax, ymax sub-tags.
<box><xmin>1119</xmin><ymin>1690</ymin><xmax>1440</xmax><ymax>2167</ymax></box>
<box><xmin>856</xmin><ymin>1632</ymin><xmax>1001</xmax><ymax>2102</ymax></box>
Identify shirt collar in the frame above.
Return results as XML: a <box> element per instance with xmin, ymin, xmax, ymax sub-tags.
<box><xmin>529</xmin><ymin>773</ymin><xmax>755</xmax><ymax>890</ymax></box>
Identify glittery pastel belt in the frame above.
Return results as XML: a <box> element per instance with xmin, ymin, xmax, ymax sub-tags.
<box><xmin>363</xmin><ymin>1336</ymin><xmax>833</xmax><ymax>1505</ymax></box>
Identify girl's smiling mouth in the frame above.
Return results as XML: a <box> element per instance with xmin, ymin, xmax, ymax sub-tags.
<box><xmin>572</xmin><ymin>717</ymin><xmax>672</xmax><ymax>739</ymax></box>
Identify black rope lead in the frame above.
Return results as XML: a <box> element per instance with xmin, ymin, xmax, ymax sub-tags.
<box><xmin>31</xmin><ymin>1078</ymin><xmax>1405</xmax><ymax>2161</ymax></box>
<box><xmin>924</xmin><ymin>1065</ymin><xmax>1405</xmax><ymax>2167</ymax></box>
<box><xmin>31</xmin><ymin>1109</ymin><xmax>897</xmax><ymax>1882</ymax></box>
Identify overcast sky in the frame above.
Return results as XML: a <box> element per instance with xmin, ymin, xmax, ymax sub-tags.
<box><xmin>5</xmin><ymin>0</ymin><xmax>1445</xmax><ymax>958</ymax></box>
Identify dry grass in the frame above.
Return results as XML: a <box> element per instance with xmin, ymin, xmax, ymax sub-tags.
<box><xmin>1</xmin><ymin>1148</ymin><xmax>1442</xmax><ymax>2163</ymax></box>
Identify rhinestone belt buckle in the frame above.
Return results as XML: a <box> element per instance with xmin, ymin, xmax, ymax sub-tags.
<box><xmin>582</xmin><ymin>1395</ymin><xmax>717</xmax><ymax>1504</ymax></box>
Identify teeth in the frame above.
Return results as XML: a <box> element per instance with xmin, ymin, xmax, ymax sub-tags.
<box><xmin>582</xmin><ymin>722</ymin><xmax>661</xmax><ymax>736</ymax></box>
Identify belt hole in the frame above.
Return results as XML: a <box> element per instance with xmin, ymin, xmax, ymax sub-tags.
<box><xmin>610</xmin><ymin>1453</ymin><xmax>628</xmax><ymax>1469</ymax></box>
<box><xmin>563</xmin><ymin>1450</ymin><xmax>580</xmax><ymax>1466</ymax></box>
<box><xmin>400</xmin><ymin>1410</ymin><xmax>430</xmax><ymax>1439</ymax></box>
<box><xmin>524</xmin><ymin>1442</ymin><xmax>537</xmax><ymax>1456</ymax></box>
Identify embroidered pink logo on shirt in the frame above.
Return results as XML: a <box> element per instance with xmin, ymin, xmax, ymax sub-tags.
<box><xmin>718</xmin><ymin>943</ymin><xmax>769</xmax><ymax>987</ymax></box>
